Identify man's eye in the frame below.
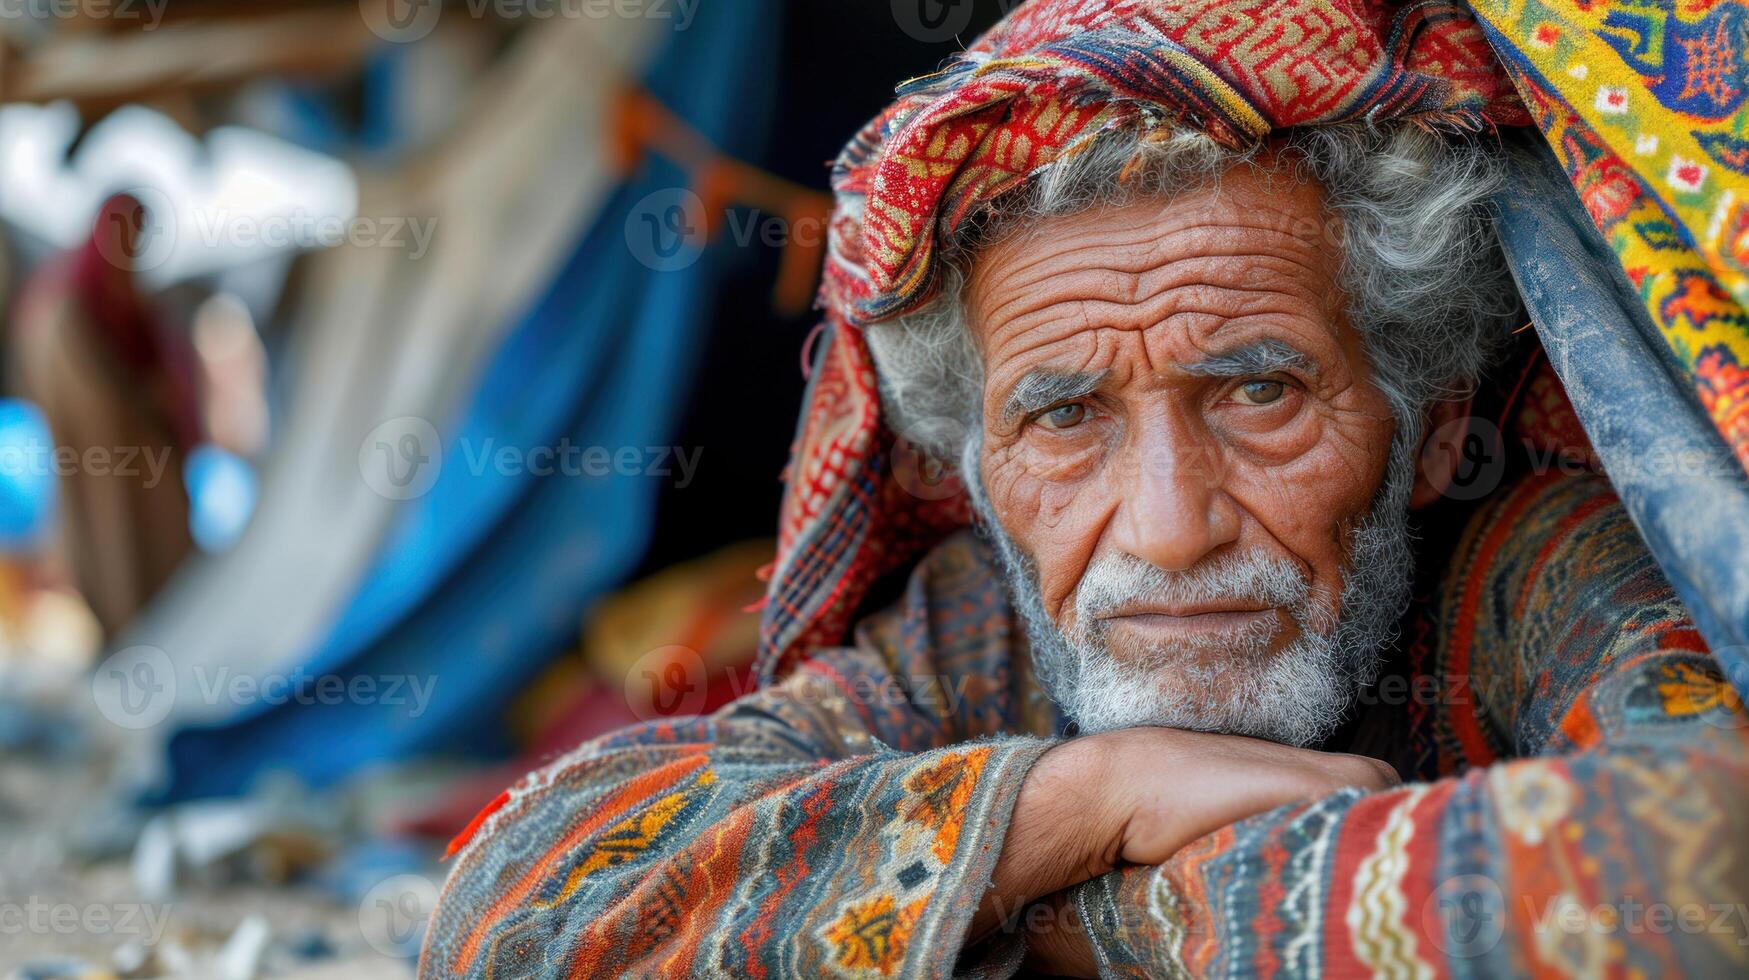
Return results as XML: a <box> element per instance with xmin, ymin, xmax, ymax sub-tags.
<box><xmin>1037</xmin><ymin>403</ymin><xmax>1087</xmax><ymax>429</ymax></box>
<box><xmin>1230</xmin><ymin>380</ymin><xmax>1286</xmax><ymax>406</ymax></box>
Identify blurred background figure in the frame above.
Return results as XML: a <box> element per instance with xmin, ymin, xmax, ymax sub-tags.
<box><xmin>10</xmin><ymin>193</ymin><xmax>199</xmax><ymax>637</ymax></box>
<box><xmin>0</xmin><ymin>1</ymin><xmax>1011</xmax><ymax>976</ymax></box>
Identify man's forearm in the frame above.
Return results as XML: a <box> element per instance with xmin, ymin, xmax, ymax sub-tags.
<box><xmin>972</xmin><ymin>736</ymin><xmax>1122</xmax><ymax>942</ymax></box>
<box><xmin>969</xmin><ymin>726</ymin><xmax>1398</xmax><ymax>967</ymax></box>
<box><xmin>1067</xmin><ymin>725</ymin><xmax>1749</xmax><ymax>976</ymax></box>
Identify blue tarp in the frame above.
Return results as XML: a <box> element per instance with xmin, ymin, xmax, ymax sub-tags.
<box><xmin>159</xmin><ymin>0</ymin><xmax>781</xmax><ymax>799</ymax></box>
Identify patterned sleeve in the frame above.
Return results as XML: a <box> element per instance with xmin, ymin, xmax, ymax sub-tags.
<box><xmin>417</xmin><ymin>533</ymin><xmax>1056</xmax><ymax>978</ymax></box>
<box><xmin>1074</xmin><ymin>474</ymin><xmax>1749</xmax><ymax>977</ymax></box>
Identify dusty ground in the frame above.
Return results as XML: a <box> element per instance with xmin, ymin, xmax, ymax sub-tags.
<box><xmin>0</xmin><ymin>665</ymin><xmax>444</xmax><ymax>980</ymax></box>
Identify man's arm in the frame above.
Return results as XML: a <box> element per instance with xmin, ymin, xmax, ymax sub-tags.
<box><xmin>418</xmin><ymin>533</ymin><xmax>1394</xmax><ymax>978</ymax></box>
<box><xmin>1057</xmin><ymin>474</ymin><xmax>1749</xmax><ymax>977</ymax></box>
<box><xmin>417</xmin><ymin>533</ymin><xmax>1065</xmax><ymax>978</ymax></box>
<box><xmin>418</xmin><ymin>642</ymin><xmax>1060</xmax><ymax>977</ymax></box>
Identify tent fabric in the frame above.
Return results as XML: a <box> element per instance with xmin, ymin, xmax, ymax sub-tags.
<box><xmin>111</xmin><ymin>14</ymin><xmax>666</xmax><ymax>785</ymax></box>
<box><xmin>154</xmin><ymin>0</ymin><xmax>783</xmax><ymax>799</ymax></box>
<box><xmin>119</xmin><ymin>13</ymin><xmax>666</xmax><ymax>761</ymax></box>
<box><xmin>1495</xmin><ymin>135</ymin><xmax>1749</xmax><ymax>685</ymax></box>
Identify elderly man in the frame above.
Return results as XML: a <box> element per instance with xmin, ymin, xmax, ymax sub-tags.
<box><xmin>421</xmin><ymin>0</ymin><xmax>1749</xmax><ymax>976</ymax></box>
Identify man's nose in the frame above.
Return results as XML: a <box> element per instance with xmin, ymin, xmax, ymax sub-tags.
<box><xmin>1109</xmin><ymin>433</ymin><xmax>1240</xmax><ymax>572</ymax></box>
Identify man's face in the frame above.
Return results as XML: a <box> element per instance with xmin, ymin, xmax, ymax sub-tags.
<box><xmin>967</xmin><ymin>162</ymin><xmax>1408</xmax><ymax>742</ymax></box>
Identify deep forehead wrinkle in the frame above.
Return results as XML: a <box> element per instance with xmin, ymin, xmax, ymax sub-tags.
<box><xmin>973</xmin><ymin>226</ymin><xmax>1337</xmax><ymax>334</ymax></box>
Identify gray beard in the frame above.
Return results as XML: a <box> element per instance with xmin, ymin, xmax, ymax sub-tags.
<box><xmin>966</xmin><ymin>437</ymin><xmax>1419</xmax><ymax>747</ymax></box>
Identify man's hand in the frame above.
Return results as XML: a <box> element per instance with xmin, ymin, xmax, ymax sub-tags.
<box><xmin>970</xmin><ymin>727</ymin><xmax>1399</xmax><ymax>972</ymax></box>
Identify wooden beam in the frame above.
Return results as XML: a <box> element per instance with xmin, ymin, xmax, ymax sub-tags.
<box><xmin>0</xmin><ymin>7</ymin><xmax>378</xmax><ymax>111</ymax></box>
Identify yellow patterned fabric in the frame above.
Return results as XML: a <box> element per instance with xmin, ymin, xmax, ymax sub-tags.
<box><xmin>1469</xmin><ymin>0</ymin><xmax>1749</xmax><ymax>467</ymax></box>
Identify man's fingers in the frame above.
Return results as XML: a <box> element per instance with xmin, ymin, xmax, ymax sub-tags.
<box><xmin>1091</xmin><ymin>727</ymin><xmax>1408</xmax><ymax>868</ymax></box>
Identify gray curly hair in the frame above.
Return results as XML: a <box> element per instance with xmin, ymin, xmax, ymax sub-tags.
<box><xmin>863</xmin><ymin>121</ymin><xmax>1522</xmax><ymax>473</ymax></box>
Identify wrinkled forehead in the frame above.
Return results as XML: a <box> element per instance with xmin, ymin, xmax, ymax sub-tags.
<box><xmin>968</xmin><ymin>146</ymin><xmax>1335</xmax><ymax>286</ymax></box>
<box><xmin>962</xmin><ymin>158</ymin><xmax>1349</xmax><ymax>371</ymax></box>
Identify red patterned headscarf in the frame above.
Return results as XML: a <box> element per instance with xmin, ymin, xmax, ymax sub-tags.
<box><xmin>757</xmin><ymin>0</ymin><xmax>1533</xmax><ymax>681</ymax></box>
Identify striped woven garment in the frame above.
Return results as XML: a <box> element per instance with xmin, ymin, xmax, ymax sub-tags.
<box><xmin>419</xmin><ymin>4</ymin><xmax>1749</xmax><ymax>976</ymax></box>
<box><xmin>757</xmin><ymin>0</ymin><xmax>1749</xmax><ymax>683</ymax></box>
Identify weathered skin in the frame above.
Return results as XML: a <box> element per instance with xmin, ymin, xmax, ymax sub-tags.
<box><xmin>971</xmin><ymin>164</ymin><xmax>1396</xmax><ymax>664</ymax></box>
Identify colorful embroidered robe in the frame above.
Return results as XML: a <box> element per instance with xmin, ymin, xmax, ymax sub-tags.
<box><xmin>420</xmin><ymin>472</ymin><xmax>1749</xmax><ymax>977</ymax></box>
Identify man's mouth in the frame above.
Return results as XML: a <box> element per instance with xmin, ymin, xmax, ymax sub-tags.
<box><xmin>1098</xmin><ymin>598</ymin><xmax>1271</xmax><ymax>619</ymax></box>
<box><xmin>1091</xmin><ymin>602</ymin><xmax>1284</xmax><ymax>648</ymax></box>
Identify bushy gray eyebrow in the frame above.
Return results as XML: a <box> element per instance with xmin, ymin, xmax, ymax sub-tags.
<box><xmin>1001</xmin><ymin>369</ymin><xmax>1109</xmax><ymax>424</ymax></box>
<box><xmin>1180</xmin><ymin>339</ymin><xmax>1317</xmax><ymax>379</ymax></box>
<box><xmin>1000</xmin><ymin>341</ymin><xmax>1312</xmax><ymax>424</ymax></box>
